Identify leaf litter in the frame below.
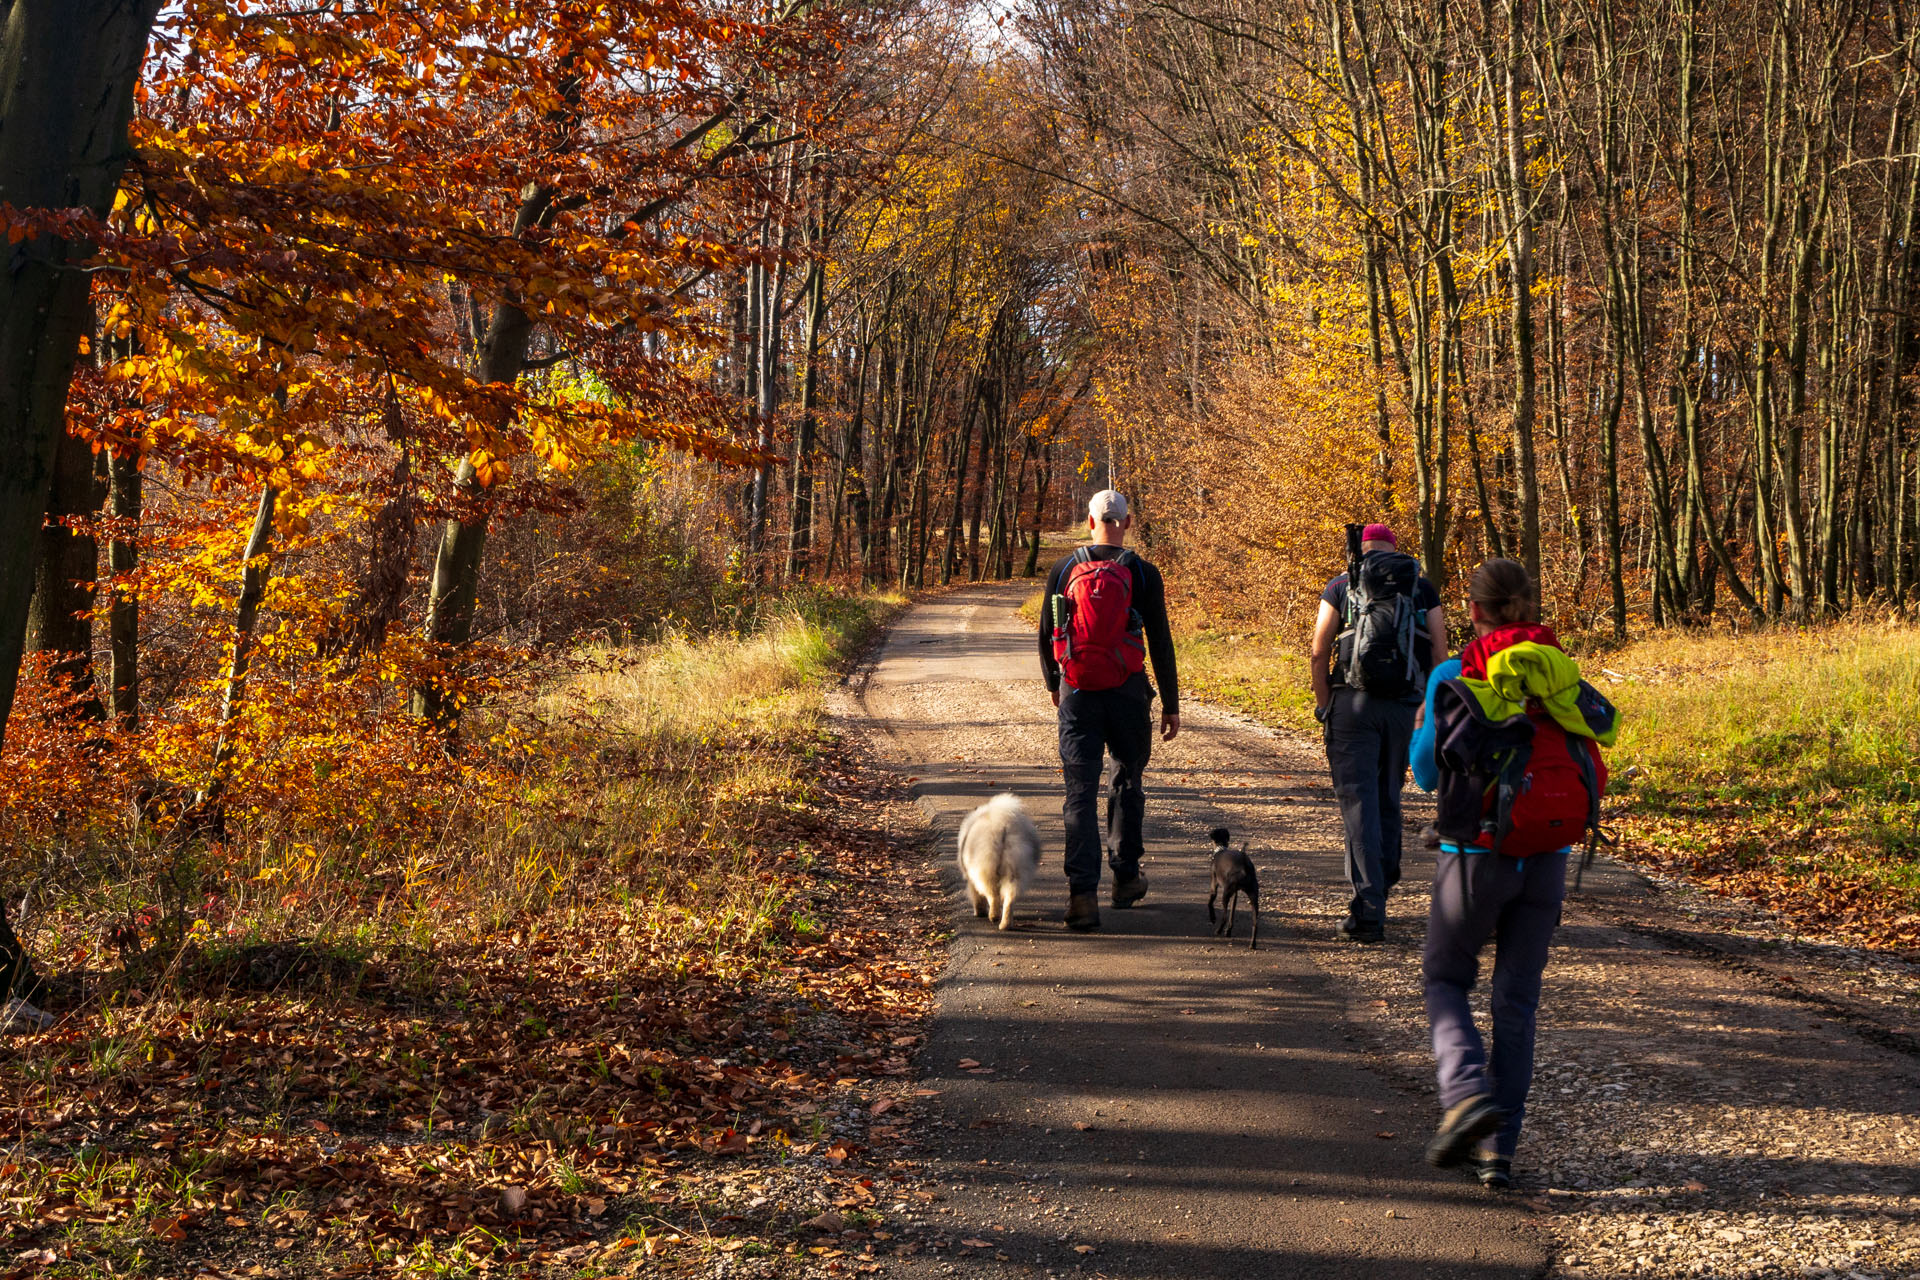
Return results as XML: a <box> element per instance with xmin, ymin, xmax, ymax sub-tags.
<box><xmin>0</xmin><ymin>730</ymin><xmax>948</xmax><ymax>1279</ymax></box>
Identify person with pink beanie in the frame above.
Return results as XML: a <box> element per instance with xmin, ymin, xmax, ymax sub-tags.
<box><xmin>1307</xmin><ymin>523</ymin><xmax>1448</xmax><ymax>942</ymax></box>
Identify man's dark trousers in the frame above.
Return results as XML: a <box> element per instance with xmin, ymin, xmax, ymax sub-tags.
<box><xmin>1324</xmin><ymin>687</ymin><xmax>1416</xmax><ymax>926</ymax></box>
<box><xmin>1059</xmin><ymin>677</ymin><xmax>1152</xmax><ymax>894</ymax></box>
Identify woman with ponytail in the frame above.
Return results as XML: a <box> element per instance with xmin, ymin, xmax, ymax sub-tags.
<box><xmin>1411</xmin><ymin>559</ymin><xmax>1619</xmax><ymax>1189</ymax></box>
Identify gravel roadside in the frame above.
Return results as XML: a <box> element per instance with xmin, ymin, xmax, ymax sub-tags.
<box><xmin>1194</xmin><ymin>703</ymin><xmax>1920</xmax><ymax>1280</ymax></box>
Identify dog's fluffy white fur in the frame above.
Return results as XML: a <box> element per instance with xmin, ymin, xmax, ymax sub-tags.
<box><xmin>956</xmin><ymin>793</ymin><xmax>1041</xmax><ymax>931</ymax></box>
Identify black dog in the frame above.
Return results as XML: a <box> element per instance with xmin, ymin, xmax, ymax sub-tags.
<box><xmin>1206</xmin><ymin>826</ymin><xmax>1259</xmax><ymax>949</ymax></box>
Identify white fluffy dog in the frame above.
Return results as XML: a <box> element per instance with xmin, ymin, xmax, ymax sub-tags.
<box><xmin>956</xmin><ymin>793</ymin><xmax>1041</xmax><ymax>931</ymax></box>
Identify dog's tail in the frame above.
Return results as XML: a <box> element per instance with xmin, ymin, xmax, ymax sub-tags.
<box><xmin>1209</xmin><ymin>826</ymin><xmax>1231</xmax><ymax>846</ymax></box>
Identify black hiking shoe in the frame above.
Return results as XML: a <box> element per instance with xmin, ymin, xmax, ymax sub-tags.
<box><xmin>1425</xmin><ymin>1095</ymin><xmax>1505</xmax><ymax>1169</ymax></box>
<box><xmin>1338</xmin><ymin>916</ymin><xmax>1385</xmax><ymax>943</ymax></box>
<box><xmin>1474</xmin><ymin>1155</ymin><xmax>1512</xmax><ymax>1191</ymax></box>
<box><xmin>1065</xmin><ymin>892</ymin><xmax>1101</xmax><ymax>932</ymax></box>
<box><xmin>1110</xmin><ymin>874</ymin><xmax>1149</xmax><ymax>908</ymax></box>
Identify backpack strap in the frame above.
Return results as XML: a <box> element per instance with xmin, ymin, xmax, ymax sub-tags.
<box><xmin>1570</xmin><ymin>735</ymin><xmax>1611</xmax><ymax>890</ymax></box>
<box><xmin>1573</xmin><ymin>736</ymin><xmax>1601</xmax><ymax>833</ymax></box>
<box><xmin>1060</xmin><ymin>546</ymin><xmax>1095</xmax><ymax>624</ymax></box>
<box><xmin>1053</xmin><ymin>550</ymin><xmax>1093</xmax><ymax>662</ymax></box>
<box><xmin>1486</xmin><ymin>745</ymin><xmax>1529</xmax><ymax>856</ymax></box>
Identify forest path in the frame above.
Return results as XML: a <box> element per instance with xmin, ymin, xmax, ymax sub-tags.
<box><xmin>844</xmin><ymin>580</ymin><xmax>1920</xmax><ymax>1280</ymax></box>
<box><xmin>847</xmin><ymin>580</ymin><xmax>1547</xmax><ymax>1278</ymax></box>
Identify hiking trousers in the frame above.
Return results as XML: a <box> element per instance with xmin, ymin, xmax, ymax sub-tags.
<box><xmin>1423</xmin><ymin>846</ymin><xmax>1567</xmax><ymax>1161</ymax></box>
<box><xmin>1323</xmin><ymin>688</ymin><xmax>1416</xmax><ymax>926</ymax></box>
<box><xmin>1058</xmin><ymin>677</ymin><xmax>1152</xmax><ymax>894</ymax></box>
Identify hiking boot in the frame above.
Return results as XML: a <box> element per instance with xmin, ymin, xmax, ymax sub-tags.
<box><xmin>1065</xmin><ymin>892</ymin><xmax>1101</xmax><ymax>932</ymax></box>
<box><xmin>1338</xmin><ymin>916</ymin><xmax>1384</xmax><ymax>943</ymax></box>
<box><xmin>1425</xmin><ymin>1094</ymin><xmax>1505</xmax><ymax>1169</ymax></box>
<box><xmin>1110</xmin><ymin>873</ymin><xmax>1150</xmax><ymax>908</ymax></box>
<box><xmin>1474</xmin><ymin>1154</ymin><xmax>1513</xmax><ymax>1191</ymax></box>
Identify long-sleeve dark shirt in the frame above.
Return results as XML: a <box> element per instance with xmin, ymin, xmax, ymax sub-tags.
<box><xmin>1037</xmin><ymin>544</ymin><xmax>1179</xmax><ymax>714</ymax></box>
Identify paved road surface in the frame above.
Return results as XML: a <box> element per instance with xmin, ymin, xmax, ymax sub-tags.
<box><xmin>854</xmin><ymin>581</ymin><xmax>1548</xmax><ymax>1278</ymax></box>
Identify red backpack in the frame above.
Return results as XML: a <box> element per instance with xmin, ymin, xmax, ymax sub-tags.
<box><xmin>1051</xmin><ymin>548</ymin><xmax>1147</xmax><ymax>692</ymax></box>
<box><xmin>1486</xmin><ymin>713</ymin><xmax>1609</xmax><ymax>858</ymax></box>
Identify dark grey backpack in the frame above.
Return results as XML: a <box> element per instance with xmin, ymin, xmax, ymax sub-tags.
<box><xmin>1338</xmin><ymin>551</ymin><xmax>1422</xmax><ymax>697</ymax></box>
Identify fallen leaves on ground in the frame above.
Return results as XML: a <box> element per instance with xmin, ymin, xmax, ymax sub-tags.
<box><xmin>1614</xmin><ymin>806</ymin><xmax>1920</xmax><ymax>953</ymax></box>
<box><xmin>0</xmin><ymin>731</ymin><xmax>943</xmax><ymax>1279</ymax></box>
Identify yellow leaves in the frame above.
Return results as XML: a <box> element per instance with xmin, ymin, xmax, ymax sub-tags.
<box><xmin>468</xmin><ymin>450</ymin><xmax>508</xmax><ymax>488</ymax></box>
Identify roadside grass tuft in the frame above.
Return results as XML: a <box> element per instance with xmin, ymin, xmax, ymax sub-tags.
<box><xmin>1598</xmin><ymin>624</ymin><xmax>1920</xmax><ymax>949</ymax></box>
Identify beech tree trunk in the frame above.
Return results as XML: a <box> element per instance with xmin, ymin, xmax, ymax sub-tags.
<box><xmin>786</xmin><ymin>256</ymin><xmax>827</xmax><ymax>578</ymax></box>
<box><xmin>106</xmin><ymin>444</ymin><xmax>140</xmax><ymax>727</ymax></box>
<box><xmin>0</xmin><ymin>0</ymin><xmax>161</xmax><ymax>741</ymax></box>
<box><xmin>413</xmin><ymin>184</ymin><xmax>547</xmax><ymax>726</ymax></box>
<box><xmin>26</xmin><ymin>426</ymin><xmax>103</xmax><ymax>717</ymax></box>
<box><xmin>1487</xmin><ymin>0</ymin><xmax>1541</xmax><ymax>581</ymax></box>
<box><xmin>200</xmin><ymin>482</ymin><xmax>278</xmax><ymax>806</ymax></box>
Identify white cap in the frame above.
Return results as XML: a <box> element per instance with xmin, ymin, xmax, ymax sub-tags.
<box><xmin>1089</xmin><ymin>489</ymin><xmax>1129</xmax><ymax>524</ymax></box>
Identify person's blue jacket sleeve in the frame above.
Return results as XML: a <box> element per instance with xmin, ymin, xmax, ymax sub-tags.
<box><xmin>1411</xmin><ymin>657</ymin><xmax>1462</xmax><ymax>793</ymax></box>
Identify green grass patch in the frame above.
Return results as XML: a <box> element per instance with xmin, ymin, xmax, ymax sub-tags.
<box><xmin>1175</xmin><ymin>627</ymin><xmax>1318</xmax><ymax>732</ymax></box>
<box><xmin>1598</xmin><ymin>625</ymin><xmax>1920</xmax><ymax>947</ymax></box>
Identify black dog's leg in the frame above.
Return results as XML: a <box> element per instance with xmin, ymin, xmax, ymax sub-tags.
<box><xmin>1102</xmin><ymin>763</ymin><xmax>1121</xmax><ymax>864</ymax></box>
<box><xmin>1207</xmin><ymin>883</ymin><xmax>1218</xmax><ymax>925</ymax></box>
<box><xmin>1247</xmin><ymin>890</ymin><xmax>1259</xmax><ymax>950</ymax></box>
<box><xmin>1224</xmin><ymin>890</ymin><xmax>1238</xmax><ymax>939</ymax></box>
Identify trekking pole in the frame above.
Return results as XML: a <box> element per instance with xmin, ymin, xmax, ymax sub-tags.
<box><xmin>1574</xmin><ymin>827</ymin><xmax>1616</xmax><ymax>891</ymax></box>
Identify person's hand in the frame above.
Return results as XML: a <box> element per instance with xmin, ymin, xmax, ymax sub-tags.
<box><xmin>1162</xmin><ymin>711</ymin><xmax>1180</xmax><ymax>741</ymax></box>
<box><xmin>1051</xmin><ymin>688</ymin><xmax>1061</xmax><ymax>709</ymax></box>
<box><xmin>1313</xmin><ymin>701</ymin><xmax>1331</xmax><ymax>724</ymax></box>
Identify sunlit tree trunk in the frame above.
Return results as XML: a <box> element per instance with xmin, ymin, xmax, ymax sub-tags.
<box><xmin>1481</xmin><ymin>0</ymin><xmax>1540</xmax><ymax>582</ymax></box>
<box><xmin>786</xmin><ymin>253</ymin><xmax>827</xmax><ymax>579</ymax></box>
<box><xmin>200</xmin><ymin>482</ymin><xmax>278</xmax><ymax>807</ymax></box>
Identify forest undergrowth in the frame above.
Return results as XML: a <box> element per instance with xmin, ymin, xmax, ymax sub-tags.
<box><xmin>1173</xmin><ymin>616</ymin><xmax>1920</xmax><ymax>954</ymax></box>
<box><xmin>1</xmin><ymin>591</ymin><xmax>947</xmax><ymax>1280</ymax></box>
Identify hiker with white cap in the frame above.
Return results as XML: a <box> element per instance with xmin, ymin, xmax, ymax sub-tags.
<box><xmin>1038</xmin><ymin>490</ymin><xmax>1180</xmax><ymax>932</ymax></box>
